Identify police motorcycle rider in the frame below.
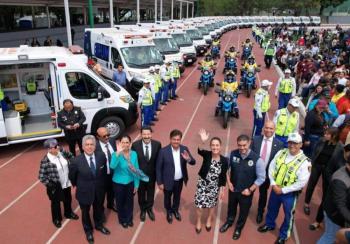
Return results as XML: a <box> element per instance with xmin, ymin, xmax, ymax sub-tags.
<box><xmin>216</xmin><ymin>70</ymin><xmax>239</xmax><ymax>118</ymax></box>
<box><xmin>199</xmin><ymin>53</ymin><xmax>216</xmax><ymax>86</ymax></box>
<box><xmin>240</xmin><ymin>56</ymin><xmax>260</xmax><ymax>89</ymax></box>
<box><xmin>225</xmin><ymin>46</ymin><xmax>238</xmax><ymax>61</ymax></box>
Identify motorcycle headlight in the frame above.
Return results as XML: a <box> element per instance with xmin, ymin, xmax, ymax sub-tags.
<box><xmin>204</xmin><ymin>71</ymin><xmax>209</xmax><ymax>75</ymax></box>
<box><xmin>248</xmin><ymin>73</ymin><xmax>253</xmax><ymax>77</ymax></box>
<box><xmin>230</xmin><ymin>59</ymin><xmax>234</xmax><ymax>62</ymax></box>
<box><xmin>224</xmin><ymin>95</ymin><xmax>232</xmax><ymax>102</ymax></box>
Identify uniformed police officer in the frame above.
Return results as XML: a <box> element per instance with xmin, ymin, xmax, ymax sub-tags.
<box><xmin>169</xmin><ymin>61</ymin><xmax>180</xmax><ymax>100</ymax></box>
<box><xmin>160</xmin><ymin>61</ymin><xmax>172</xmax><ymax>105</ymax></box>
<box><xmin>264</xmin><ymin>42</ymin><xmax>276</xmax><ymax>69</ymax></box>
<box><xmin>137</xmin><ymin>78</ymin><xmax>154</xmax><ymax>127</ymax></box>
<box><xmin>258</xmin><ymin>133</ymin><xmax>311</xmax><ymax>244</ymax></box>
<box><xmin>273</xmin><ymin>98</ymin><xmax>300</xmax><ymax>147</ymax></box>
<box><xmin>153</xmin><ymin>65</ymin><xmax>162</xmax><ymax>112</ymax></box>
<box><xmin>147</xmin><ymin>67</ymin><xmax>159</xmax><ymax>123</ymax></box>
<box><xmin>253</xmin><ymin>79</ymin><xmax>272</xmax><ymax>137</ymax></box>
<box><xmin>275</xmin><ymin>69</ymin><xmax>296</xmax><ymax>109</ymax></box>
<box><xmin>57</xmin><ymin>99</ymin><xmax>86</xmax><ymax>156</ymax></box>
<box><xmin>220</xmin><ymin>134</ymin><xmax>265</xmax><ymax>240</ymax></box>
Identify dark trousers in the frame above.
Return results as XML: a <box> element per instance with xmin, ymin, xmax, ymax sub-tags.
<box><xmin>66</xmin><ymin>137</ymin><xmax>83</xmax><ymax>156</ymax></box>
<box><xmin>257</xmin><ymin>179</ymin><xmax>270</xmax><ymax>214</ymax></box>
<box><xmin>252</xmin><ymin>109</ymin><xmax>266</xmax><ymax>137</ymax></box>
<box><xmin>278</xmin><ymin>92</ymin><xmax>292</xmax><ymax>109</ymax></box>
<box><xmin>164</xmin><ymin>179</ymin><xmax>183</xmax><ymax>213</ymax></box>
<box><xmin>50</xmin><ymin>187</ymin><xmax>73</xmax><ymax>222</ymax></box>
<box><xmin>304</xmin><ymin>163</ymin><xmax>327</xmax><ymax>223</ymax></box>
<box><xmin>226</xmin><ymin>191</ymin><xmax>253</xmax><ymax>231</ymax></box>
<box><xmin>264</xmin><ymin>55</ymin><xmax>273</xmax><ymax>68</ymax></box>
<box><xmin>114</xmin><ymin>182</ymin><xmax>134</xmax><ymax>224</ymax></box>
<box><xmin>138</xmin><ymin>180</ymin><xmax>156</xmax><ymax>211</ymax></box>
<box><xmin>105</xmin><ymin>174</ymin><xmax>115</xmax><ymax>208</ymax></box>
<box><xmin>79</xmin><ymin>197</ymin><xmax>105</xmax><ymax>234</ymax></box>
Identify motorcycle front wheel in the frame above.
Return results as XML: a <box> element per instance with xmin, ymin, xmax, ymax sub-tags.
<box><xmin>223</xmin><ymin>111</ymin><xmax>229</xmax><ymax>129</ymax></box>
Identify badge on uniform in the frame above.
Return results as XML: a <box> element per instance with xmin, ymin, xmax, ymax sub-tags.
<box><xmin>232</xmin><ymin>156</ymin><xmax>240</xmax><ymax>163</ymax></box>
<box><xmin>75</xmin><ymin>111</ymin><xmax>78</xmax><ymax>114</ymax></box>
<box><xmin>248</xmin><ymin>160</ymin><xmax>254</xmax><ymax>167</ymax></box>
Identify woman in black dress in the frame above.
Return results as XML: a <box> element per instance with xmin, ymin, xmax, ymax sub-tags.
<box><xmin>194</xmin><ymin>129</ymin><xmax>228</xmax><ymax>233</ymax></box>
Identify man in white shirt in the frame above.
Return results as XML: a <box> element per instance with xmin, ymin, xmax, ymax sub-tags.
<box><xmin>258</xmin><ymin>133</ymin><xmax>311</xmax><ymax>244</ymax></box>
<box><xmin>95</xmin><ymin>127</ymin><xmax>117</xmax><ymax>212</ymax></box>
<box><xmin>156</xmin><ymin>129</ymin><xmax>196</xmax><ymax>224</ymax></box>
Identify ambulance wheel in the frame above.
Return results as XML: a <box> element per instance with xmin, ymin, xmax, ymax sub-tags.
<box><xmin>99</xmin><ymin>116</ymin><xmax>125</xmax><ymax>138</ymax></box>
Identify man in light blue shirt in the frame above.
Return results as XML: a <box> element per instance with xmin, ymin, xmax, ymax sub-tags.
<box><xmin>113</xmin><ymin>63</ymin><xmax>127</xmax><ymax>87</ymax></box>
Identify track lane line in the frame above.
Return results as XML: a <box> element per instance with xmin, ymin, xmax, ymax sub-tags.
<box><xmin>0</xmin><ymin>142</ymin><xmax>38</xmax><ymax>169</ymax></box>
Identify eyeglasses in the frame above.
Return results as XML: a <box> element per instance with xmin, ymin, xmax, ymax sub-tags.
<box><xmin>102</xmin><ymin>134</ymin><xmax>110</xmax><ymax>138</ymax></box>
<box><xmin>50</xmin><ymin>144</ymin><xmax>59</xmax><ymax>149</ymax></box>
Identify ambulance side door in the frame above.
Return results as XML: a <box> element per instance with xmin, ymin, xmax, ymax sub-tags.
<box><xmin>94</xmin><ymin>42</ymin><xmax>113</xmax><ymax>79</ymax></box>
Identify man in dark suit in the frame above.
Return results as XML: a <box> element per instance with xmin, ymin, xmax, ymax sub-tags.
<box><xmin>95</xmin><ymin>127</ymin><xmax>117</xmax><ymax>212</ymax></box>
<box><xmin>156</xmin><ymin>129</ymin><xmax>196</xmax><ymax>224</ymax></box>
<box><xmin>69</xmin><ymin>135</ymin><xmax>110</xmax><ymax>244</ymax></box>
<box><xmin>251</xmin><ymin>120</ymin><xmax>284</xmax><ymax>224</ymax></box>
<box><xmin>132</xmin><ymin>126</ymin><xmax>161</xmax><ymax>222</ymax></box>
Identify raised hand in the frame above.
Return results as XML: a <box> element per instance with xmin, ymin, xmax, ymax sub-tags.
<box><xmin>116</xmin><ymin>141</ymin><xmax>123</xmax><ymax>155</ymax></box>
<box><xmin>198</xmin><ymin>128</ymin><xmax>210</xmax><ymax>143</ymax></box>
<box><xmin>181</xmin><ymin>150</ymin><xmax>191</xmax><ymax>161</ymax></box>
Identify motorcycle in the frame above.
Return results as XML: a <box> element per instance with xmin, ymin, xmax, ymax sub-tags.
<box><xmin>241</xmin><ymin>46</ymin><xmax>252</xmax><ymax>61</ymax></box>
<box><xmin>241</xmin><ymin>68</ymin><xmax>257</xmax><ymax>98</ymax></box>
<box><xmin>215</xmin><ymin>88</ymin><xmax>239</xmax><ymax>129</ymax></box>
<box><xmin>211</xmin><ymin>45</ymin><xmax>220</xmax><ymax>59</ymax></box>
<box><xmin>198</xmin><ymin>68</ymin><xmax>212</xmax><ymax>95</ymax></box>
<box><xmin>223</xmin><ymin>57</ymin><xmax>237</xmax><ymax>74</ymax></box>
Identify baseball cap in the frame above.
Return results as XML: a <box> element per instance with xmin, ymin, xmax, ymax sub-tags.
<box><xmin>261</xmin><ymin>80</ymin><xmax>272</xmax><ymax>87</ymax></box>
<box><xmin>149</xmin><ymin>66</ymin><xmax>155</xmax><ymax>72</ymax></box>
<box><xmin>287</xmin><ymin>133</ymin><xmax>302</xmax><ymax>143</ymax></box>
<box><xmin>288</xmin><ymin>98</ymin><xmax>300</xmax><ymax>108</ymax></box>
<box><xmin>143</xmin><ymin>79</ymin><xmax>151</xmax><ymax>84</ymax></box>
<box><xmin>155</xmin><ymin>65</ymin><xmax>160</xmax><ymax>70</ymax></box>
<box><xmin>284</xmin><ymin>69</ymin><xmax>291</xmax><ymax>74</ymax></box>
<box><xmin>43</xmin><ymin>138</ymin><xmax>58</xmax><ymax>149</ymax></box>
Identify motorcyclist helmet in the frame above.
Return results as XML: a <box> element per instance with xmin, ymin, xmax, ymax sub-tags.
<box><xmin>225</xmin><ymin>71</ymin><xmax>236</xmax><ymax>83</ymax></box>
<box><xmin>205</xmin><ymin>54</ymin><xmax>212</xmax><ymax>61</ymax></box>
<box><xmin>229</xmin><ymin>46</ymin><xmax>235</xmax><ymax>52</ymax></box>
<box><xmin>248</xmin><ymin>56</ymin><xmax>255</xmax><ymax>64</ymax></box>
<box><xmin>245</xmin><ymin>38</ymin><xmax>250</xmax><ymax>43</ymax></box>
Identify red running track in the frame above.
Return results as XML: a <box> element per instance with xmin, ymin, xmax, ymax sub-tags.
<box><xmin>0</xmin><ymin>28</ymin><xmax>323</xmax><ymax>244</ymax></box>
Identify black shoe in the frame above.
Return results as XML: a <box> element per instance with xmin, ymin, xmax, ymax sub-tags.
<box><xmin>121</xmin><ymin>223</ymin><xmax>128</xmax><ymax>228</ymax></box>
<box><xmin>156</xmin><ymin>108</ymin><xmax>162</xmax><ymax>111</ymax></box>
<box><xmin>95</xmin><ymin>226</ymin><xmax>111</xmax><ymax>235</ymax></box>
<box><xmin>219</xmin><ymin>222</ymin><xmax>232</xmax><ymax>233</ymax></box>
<box><xmin>147</xmin><ymin>208</ymin><xmax>155</xmax><ymax>221</ymax></box>
<box><xmin>232</xmin><ymin>229</ymin><xmax>241</xmax><ymax>240</ymax></box>
<box><xmin>160</xmin><ymin>102</ymin><xmax>167</xmax><ymax>105</ymax></box>
<box><xmin>86</xmin><ymin>233</ymin><xmax>94</xmax><ymax>243</ymax></box>
<box><xmin>149</xmin><ymin>122</ymin><xmax>155</xmax><ymax>126</ymax></box>
<box><xmin>128</xmin><ymin>221</ymin><xmax>134</xmax><ymax>227</ymax></box>
<box><xmin>167</xmin><ymin>99</ymin><xmax>171</xmax><ymax>102</ymax></box>
<box><xmin>53</xmin><ymin>220</ymin><xmax>62</xmax><ymax>228</ymax></box>
<box><xmin>107</xmin><ymin>205</ymin><xmax>118</xmax><ymax>212</ymax></box>
<box><xmin>140</xmin><ymin>211</ymin><xmax>146</xmax><ymax>222</ymax></box>
<box><xmin>303</xmin><ymin>205</ymin><xmax>311</xmax><ymax>215</ymax></box>
<box><xmin>195</xmin><ymin>227</ymin><xmax>202</xmax><ymax>234</ymax></box>
<box><xmin>274</xmin><ymin>238</ymin><xmax>286</xmax><ymax>244</ymax></box>
<box><xmin>65</xmin><ymin>212</ymin><xmax>79</xmax><ymax>220</ymax></box>
<box><xmin>205</xmin><ymin>225</ymin><xmax>212</xmax><ymax>232</ymax></box>
<box><xmin>153</xmin><ymin>117</ymin><xmax>159</xmax><ymax>121</ymax></box>
<box><xmin>256</xmin><ymin>213</ymin><xmax>263</xmax><ymax>224</ymax></box>
<box><xmin>173</xmin><ymin>211</ymin><xmax>181</xmax><ymax>221</ymax></box>
<box><xmin>171</xmin><ymin>97</ymin><xmax>177</xmax><ymax>100</ymax></box>
<box><xmin>257</xmin><ymin>225</ymin><xmax>275</xmax><ymax>233</ymax></box>
<box><xmin>175</xmin><ymin>95</ymin><xmax>179</xmax><ymax>98</ymax></box>
<box><xmin>166</xmin><ymin>212</ymin><xmax>173</xmax><ymax>224</ymax></box>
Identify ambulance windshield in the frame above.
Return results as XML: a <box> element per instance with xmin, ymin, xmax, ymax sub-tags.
<box><xmin>171</xmin><ymin>33</ymin><xmax>193</xmax><ymax>47</ymax></box>
<box><xmin>153</xmin><ymin>38</ymin><xmax>179</xmax><ymax>54</ymax></box>
<box><xmin>120</xmin><ymin>46</ymin><xmax>163</xmax><ymax>68</ymax></box>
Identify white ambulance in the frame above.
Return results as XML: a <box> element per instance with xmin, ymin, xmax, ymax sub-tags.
<box><xmin>84</xmin><ymin>28</ymin><xmax>164</xmax><ymax>97</ymax></box>
<box><xmin>0</xmin><ymin>45</ymin><xmax>138</xmax><ymax>146</ymax></box>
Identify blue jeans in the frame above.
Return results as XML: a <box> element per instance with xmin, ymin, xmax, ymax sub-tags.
<box><xmin>317</xmin><ymin>212</ymin><xmax>341</xmax><ymax>244</ymax></box>
<box><xmin>141</xmin><ymin>105</ymin><xmax>153</xmax><ymax>126</ymax></box>
<box><xmin>161</xmin><ymin>82</ymin><xmax>169</xmax><ymax>102</ymax></box>
<box><xmin>169</xmin><ymin>78</ymin><xmax>177</xmax><ymax>98</ymax></box>
<box><xmin>278</xmin><ymin>92</ymin><xmax>292</xmax><ymax>109</ymax></box>
<box><xmin>153</xmin><ymin>92</ymin><xmax>160</xmax><ymax>112</ymax></box>
<box><xmin>252</xmin><ymin>109</ymin><xmax>266</xmax><ymax>137</ymax></box>
<box><xmin>304</xmin><ymin>134</ymin><xmax>321</xmax><ymax>158</ymax></box>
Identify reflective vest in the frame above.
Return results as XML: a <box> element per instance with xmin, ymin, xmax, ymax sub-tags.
<box><xmin>164</xmin><ymin>68</ymin><xmax>171</xmax><ymax>81</ymax></box>
<box><xmin>273</xmin><ymin>149</ymin><xmax>307</xmax><ymax>187</ymax></box>
<box><xmin>265</xmin><ymin>46</ymin><xmax>275</xmax><ymax>56</ymax></box>
<box><xmin>26</xmin><ymin>80</ymin><xmax>37</xmax><ymax>93</ymax></box>
<box><xmin>254</xmin><ymin>88</ymin><xmax>270</xmax><ymax>112</ymax></box>
<box><xmin>155</xmin><ymin>73</ymin><xmax>162</xmax><ymax>89</ymax></box>
<box><xmin>0</xmin><ymin>87</ymin><xmax>4</xmax><ymax>100</ymax></box>
<box><xmin>221</xmin><ymin>81</ymin><xmax>238</xmax><ymax>92</ymax></box>
<box><xmin>151</xmin><ymin>75</ymin><xmax>160</xmax><ymax>93</ymax></box>
<box><xmin>212</xmin><ymin>40</ymin><xmax>220</xmax><ymax>46</ymax></box>
<box><xmin>278</xmin><ymin>78</ymin><xmax>293</xmax><ymax>94</ymax></box>
<box><xmin>275</xmin><ymin>108</ymin><xmax>299</xmax><ymax>137</ymax></box>
<box><xmin>171</xmin><ymin>65</ymin><xmax>180</xmax><ymax>79</ymax></box>
<box><xmin>141</xmin><ymin>87</ymin><xmax>153</xmax><ymax>106</ymax></box>
<box><xmin>202</xmin><ymin>60</ymin><xmax>214</xmax><ymax>68</ymax></box>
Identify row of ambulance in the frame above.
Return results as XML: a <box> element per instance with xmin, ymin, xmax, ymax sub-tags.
<box><xmin>0</xmin><ymin>16</ymin><xmax>319</xmax><ymax>146</ymax></box>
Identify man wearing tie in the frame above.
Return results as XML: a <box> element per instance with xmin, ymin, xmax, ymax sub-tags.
<box><xmin>95</xmin><ymin>127</ymin><xmax>117</xmax><ymax>212</ymax></box>
<box><xmin>251</xmin><ymin>121</ymin><xmax>284</xmax><ymax>224</ymax></box>
<box><xmin>69</xmin><ymin>135</ymin><xmax>110</xmax><ymax>244</ymax></box>
<box><xmin>156</xmin><ymin>129</ymin><xmax>196</xmax><ymax>224</ymax></box>
<box><xmin>132</xmin><ymin>126</ymin><xmax>161</xmax><ymax>222</ymax></box>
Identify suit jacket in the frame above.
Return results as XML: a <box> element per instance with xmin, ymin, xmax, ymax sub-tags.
<box><xmin>95</xmin><ymin>138</ymin><xmax>117</xmax><ymax>155</ymax></box>
<box><xmin>156</xmin><ymin>144</ymin><xmax>196</xmax><ymax>191</ymax></box>
<box><xmin>251</xmin><ymin>136</ymin><xmax>284</xmax><ymax>171</ymax></box>
<box><xmin>68</xmin><ymin>152</ymin><xmax>107</xmax><ymax>205</ymax></box>
<box><xmin>131</xmin><ymin>139</ymin><xmax>162</xmax><ymax>182</ymax></box>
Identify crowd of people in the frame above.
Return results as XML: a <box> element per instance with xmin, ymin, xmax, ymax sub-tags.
<box><xmin>36</xmin><ymin>23</ymin><xmax>350</xmax><ymax>244</ymax></box>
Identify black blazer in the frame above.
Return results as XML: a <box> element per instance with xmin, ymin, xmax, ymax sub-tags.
<box><xmin>131</xmin><ymin>139</ymin><xmax>161</xmax><ymax>181</ymax></box>
<box><xmin>156</xmin><ymin>144</ymin><xmax>196</xmax><ymax>191</ymax></box>
<box><xmin>95</xmin><ymin>138</ymin><xmax>117</xmax><ymax>155</ymax></box>
<box><xmin>251</xmin><ymin>136</ymin><xmax>284</xmax><ymax>169</ymax></box>
<box><xmin>68</xmin><ymin>152</ymin><xmax>107</xmax><ymax>205</ymax></box>
<box><xmin>197</xmin><ymin>148</ymin><xmax>228</xmax><ymax>187</ymax></box>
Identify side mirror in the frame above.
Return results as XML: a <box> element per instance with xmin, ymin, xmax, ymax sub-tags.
<box><xmin>97</xmin><ymin>86</ymin><xmax>105</xmax><ymax>101</ymax></box>
<box><xmin>162</xmin><ymin>55</ymin><xmax>166</xmax><ymax>60</ymax></box>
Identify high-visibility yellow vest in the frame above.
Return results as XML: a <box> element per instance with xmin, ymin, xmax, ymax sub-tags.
<box><xmin>150</xmin><ymin>75</ymin><xmax>159</xmax><ymax>93</ymax></box>
<box><xmin>273</xmin><ymin>149</ymin><xmax>307</xmax><ymax>187</ymax></box>
<box><xmin>202</xmin><ymin>60</ymin><xmax>214</xmax><ymax>68</ymax></box>
<box><xmin>141</xmin><ymin>87</ymin><xmax>153</xmax><ymax>106</ymax></box>
<box><xmin>164</xmin><ymin>68</ymin><xmax>171</xmax><ymax>81</ymax></box>
<box><xmin>254</xmin><ymin>88</ymin><xmax>270</xmax><ymax>112</ymax></box>
<box><xmin>26</xmin><ymin>80</ymin><xmax>37</xmax><ymax>93</ymax></box>
<box><xmin>155</xmin><ymin>73</ymin><xmax>162</xmax><ymax>88</ymax></box>
<box><xmin>275</xmin><ymin>108</ymin><xmax>298</xmax><ymax>137</ymax></box>
<box><xmin>0</xmin><ymin>87</ymin><xmax>4</xmax><ymax>100</ymax></box>
<box><xmin>265</xmin><ymin>47</ymin><xmax>275</xmax><ymax>56</ymax></box>
<box><xmin>171</xmin><ymin>65</ymin><xmax>180</xmax><ymax>79</ymax></box>
<box><xmin>212</xmin><ymin>40</ymin><xmax>220</xmax><ymax>46</ymax></box>
<box><xmin>221</xmin><ymin>81</ymin><xmax>238</xmax><ymax>92</ymax></box>
<box><xmin>278</xmin><ymin>78</ymin><xmax>293</xmax><ymax>94</ymax></box>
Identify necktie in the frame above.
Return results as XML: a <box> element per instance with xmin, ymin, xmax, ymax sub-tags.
<box><xmin>105</xmin><ymin>144</ymin><xmax>111</xmax><ymax>174</ymax></box>
<box><xmin>89</xmin><ymin>156</ymin><xmax>96</xmax><ymax>176</ymax></box>
<box><xmin>145</xmin><ymin>145</ymin><xmax>150</xmax><ymax>161</ymax></box>
<box><xmin>261</xmin><ymin>139</ymin><xmax>268</xmax><ymax>163</ymax></box>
